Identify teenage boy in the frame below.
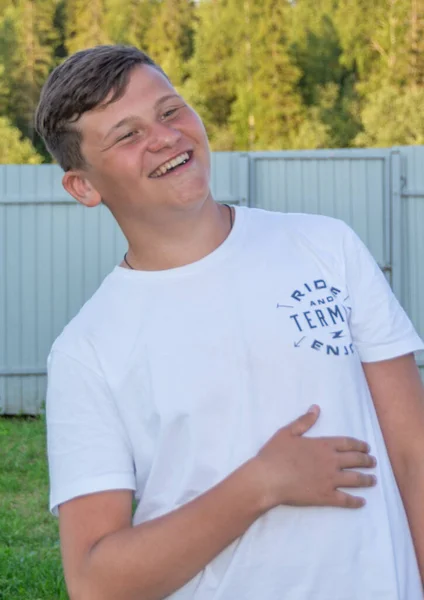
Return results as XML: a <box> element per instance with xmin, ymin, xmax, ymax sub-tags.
<box><xmin>37</xmin><ymin>45</ymin><xmax>424</xmax><ymax>600</ymax></box>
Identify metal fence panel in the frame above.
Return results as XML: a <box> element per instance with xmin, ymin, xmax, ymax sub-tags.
<box><xmin>0</xmin><ymin>165</ymin><xmax>128</xmax><ymax>414</ymax></box>
<box><xmin>0</xmin><ymin>149</ymin><xmax>423</xmax><ymax>413</ymax></box>
<box><xmin>396</xmin><ymin>146</ymin><xmax>424</xmax><ymax>374</ymax></box>
<box><xmin>249</xmin><ymin>150</ymin><xmax>391</xmax><ymax>278</ymax></box>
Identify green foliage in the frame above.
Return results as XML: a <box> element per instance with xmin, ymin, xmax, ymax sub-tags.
<box><xmin>333</xmin><ymin>0</ymin><xmax>424</xmax><ymax>146</ymax></box>
<box><xmin>105</xmin><ymin>0</ymin><xmax>155</xmax><ymax>47</ymax></box>
<box><xmin>182</xmin><ymin>0</ymin><xmax>239</xmax><ymax>147</ymax></box>
<box><xmin>232</xmin><ymin>0</ymin><xmax>304</xmax><ymax>150</ymax></box>
<box><xmin>335</xmin><ymin>0</ymin><xmax>424</xmax><ymax>91</ymax></box>
<box><xmin>288</xmin><ymin>0</ymin><xmax>361</xmax><ymax>148</ymax></box>
<box><xmin>289</xmin><ymin>0</ymin><xmax>343</xmax><ymax>106</ymax></box>
<box><xmin>355</xmin><ymin>85</ymin><xmax>424</xmax><ymax>147</ymax></box>
<box><xmin>145</xmin><ymin>0</ymin><xmax>195</xmax><ymax>86</ymax></box>
<box><xmin>65</xmin><ymin>0</ymin><xmax>109</xmax><ymax>54</ymax></box>
<box><xmin>334</xmin><ymin>0</ymin><xmax>382</xmax><ymax>83</ymax></box>
<box><xmin>189</xmin><ymin>0</ymin><xmax>305</xmax><ymax>151</ymax></box>
<box><xmin>407</xmin><ymin>0</ymin><xmax>424</xmax><ymax>87</ymax></box>
<box><xmin>0</xmin><ymin>0</ymin><xmax>57</xmax><ymax>144</ymax></box>
<box><xmin>1</xmin><ymin>0</ymin><xmax>424</xmax><ymax>158</ymax></box>
<box><xmin>291</xmin><ymin>106</ymin><xmax>332</xmax><ymax>150</ymax></box>
<box><xmin>0</xmin><ymin>117</ymin><xmax>42</xmax><ymax>164</ymax></box>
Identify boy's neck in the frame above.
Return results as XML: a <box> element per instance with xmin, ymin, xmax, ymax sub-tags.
<box><xmin>119</xmin><ymin>200</ymin><xmax>233</xmax><ymax>272</ymax></box>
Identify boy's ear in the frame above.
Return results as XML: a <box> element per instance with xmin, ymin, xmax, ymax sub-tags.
<box><xmin>62</xmin><ymin>171</ymin><xmax>102</xmax><ymax>207</ymax></box>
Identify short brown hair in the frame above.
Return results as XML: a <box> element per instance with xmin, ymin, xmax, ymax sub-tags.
<box><xmin>35</xmin><ymin>45</ymin><xmax>167</xmax><ymax>171</ymax></box>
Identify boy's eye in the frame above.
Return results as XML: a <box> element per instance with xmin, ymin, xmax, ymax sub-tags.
<box><xmin>162</xmin><ymin>108</ymin><xmax>178</xmax><ymax>119</ymax></box>
<box><xmin>119</xmin><ymin>131</ymin><xmax>137</xmax><ymax>142</ymax></box>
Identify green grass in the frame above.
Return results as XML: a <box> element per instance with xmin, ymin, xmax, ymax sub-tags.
<box><xmin>0</xmin><ymin>417</ymin><xmax>68</xmax><ymax>599</ymax></box>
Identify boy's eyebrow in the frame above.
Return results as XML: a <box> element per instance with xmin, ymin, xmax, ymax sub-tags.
<box><xmin>102</xmin><ymin>94</ymin><xmax>181</xmax><ymax>143</ymax></box>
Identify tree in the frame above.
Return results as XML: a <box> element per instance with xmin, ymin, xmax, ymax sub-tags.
<box><xmin>0</xmin><ymin>0</ymin><xmax>58</xmax><ymax>145</ymax></box>
<box><xmin>181</xmin><ymin>0</ymin><xmax>239</xmax><ymax>148</ymax></box>
<box><xmin>287</xmin><ymin>0</ymin><xmax>361</xmax><ymax>148</ymax></box>
<box><xmin>105</xmin><ymin>0</ymin><xmax>155</xmax><ymax>48</ymax></box>
<box><xmin>405</xmin><ymin>0</ymin><xmax>424</xmax><ymax>87</ymax></box>
<box><xmin>0</xmin><ymin>117</ymin><xmax>42</xmax><ymax>164</ymax></box>
<box><xmin>144</xmin><ymin>0</ymin><xmax>195</xmax><ymax>87</ymax></box>
<box><xmin>289</xmin><ymin>0</ymin><xmax>342</xmax><ymax>106</ymax></box>
<box><xmin>333</xmin><ymin>1</ymin><xmax>424</xmax><ymax>146</ymax></box>
<box><xmin>230</xmin><ymin>0</ymin><xmax>304</xmax><ymax>150</ymax></box>
<box><xmin>334</xmin><ymin>0</ymin><xmax>414</xmax><ymax>92</ymax></box>
<box><xmin>355</xmin><ymin>84</ymin><xmax>424</xmax><ymax>147</ymax></box>
<box><xmin>290</xmin><ymin>106</ymin><xmax>332</xmax><ymax>149</ymax></box>
<box><xmin>65</xmin><ymin>0</ymin><xmax>109</xmax><ymax>54</ymax></box>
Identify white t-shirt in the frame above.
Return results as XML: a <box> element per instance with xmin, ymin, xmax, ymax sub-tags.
<box><xmin>47</xmin><ymin>206</ymin><xmax>424</xmax><ymax>599</ymax></box>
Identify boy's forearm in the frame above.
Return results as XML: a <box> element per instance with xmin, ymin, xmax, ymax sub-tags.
<box><xmin>77</xmin><ymin>460</ymin><xmax>266</xmax><ymax>600</ymax></box>
<box><xmin>396</xmin><ymin>461</ymin><xmax>424</xmax><ymax>583</ymax></box>
<box><xmin>362</xmin><ymin>355</ymin><xmax>424</xmax><ymax>583</ymax></box>
<box><xmin>65</xmin><ymin>407</ymin><xmax>375</xmax><ymax>600</ymax></box>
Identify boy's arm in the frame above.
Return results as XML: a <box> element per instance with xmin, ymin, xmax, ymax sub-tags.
<box><xmin>59</xmin><ymin>408</ymin><xmax>375</xmax><ymax>600</ymax></box>
<box><xmin>363</xmin><ymin>353</ymin><xmax>424</xmax><ymax>582</ymax></box>
<box><xmin>59</xmin><ymin>463</ymin><xmax>263</xmax><ymax>600</ymax></box>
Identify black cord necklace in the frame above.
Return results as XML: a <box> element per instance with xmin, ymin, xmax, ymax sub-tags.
<box><xmin>123</xmin><ymin>204</ymin><xmax>234</xmax><ymax>270</ymax></box>
<box><xmin>123</xmin><ymin>251</ymin><xmax>134</xmax><ymax>270</ymax></box>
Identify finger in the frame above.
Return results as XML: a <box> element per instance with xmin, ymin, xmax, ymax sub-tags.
<box><xmin>289</xmin><ymin>405</ymin><xmax>320</xmax><ymax>436</ymax></box>
<box><xmin>338</xmin><ymin>452</ymin><xmax>377</xmax><ymax>470</ymax></box>
<box><xmin>337</xmin><ymin>471</ymin><xmax>377</xmax><ymax>488</ymax></box>
<box><xmin>332</xmin><ymin>437</ymin><xmax>371</xmax><ymax>454</ymax></box>
<box><xmin>332</xmin><ymin>490</ymin><xmax>366</xmax><ymax>509</ymax></box>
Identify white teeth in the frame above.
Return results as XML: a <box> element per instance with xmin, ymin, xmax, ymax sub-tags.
<box><xmin>151</xmin><ymin>152</ymin><xmax>190</xmax><ymax>178</ymax></box>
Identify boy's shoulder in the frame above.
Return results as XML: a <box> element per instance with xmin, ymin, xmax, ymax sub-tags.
<box><xmin>50</xmin><ymin>268</ymin><xmax>140</xmax><ymax>376</ymax></box>
<box><xmin>246</xmin><ymin>206</ymin><xmax>350</xmax><ymax>237</ymax></box>
<box><xmin>244</xmin><ymin>207</ymin><xmax>354</xmax><ymax>261</ymax></box>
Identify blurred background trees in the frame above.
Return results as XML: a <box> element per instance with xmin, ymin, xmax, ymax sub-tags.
<box><xmin>1</xmin><ymin>0</ymin><xmax>423</xmax><ymax>162</ymax></box>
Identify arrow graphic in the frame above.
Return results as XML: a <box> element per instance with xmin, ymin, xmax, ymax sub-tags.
<box><xmin>294</xmin><ymin>337</ymin><xmax>306</xmax><ymax>348</ymax></box>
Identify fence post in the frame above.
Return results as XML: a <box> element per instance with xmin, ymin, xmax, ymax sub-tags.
<box><xmin>390</xmin><ymin>149</ymin><xmax>404</xmax><ymax>304</ymax></box>
<box><xmin>237</xmin><ymin>152</ymin><xmax>250</xmax><ymax>206</ymax></box>
<box><xmin>248</xmin><ymin>153</ymin><xmax>256</xmax><ymax>208</ymax></box>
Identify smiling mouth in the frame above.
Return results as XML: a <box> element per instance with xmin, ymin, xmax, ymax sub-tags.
<box><xmin>149</xmin><ymin>151</ymin><xmax>193</xmax><ymax>178</ymax></box>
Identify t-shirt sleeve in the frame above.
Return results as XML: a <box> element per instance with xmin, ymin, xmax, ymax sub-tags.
<box><xmin>342</xmin><ymin>224</ymin><xmax>424</xmax><ymax>362</ymax></box>
<box><xmin>46</xmin><ymin>350</ymin><xmax>136</xmax><ymax>516</ymax></box>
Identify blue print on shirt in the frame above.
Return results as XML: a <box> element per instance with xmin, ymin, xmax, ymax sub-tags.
<box><xmin>278</xmin><ymin>279</ymin><xmax>354</xmax><ymax>357</ymax></box>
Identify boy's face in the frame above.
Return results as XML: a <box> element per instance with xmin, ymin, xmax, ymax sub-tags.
<box><xmin>65</xmin><ymin>65</ymin><xmax>212</xmax><ymax>221</ymax></box>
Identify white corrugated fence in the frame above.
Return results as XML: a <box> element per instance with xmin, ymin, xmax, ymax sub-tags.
<box><xmin>0</xmin><ymin>148</ymin><xmax>423</xmax><ymax>414</ymax></box>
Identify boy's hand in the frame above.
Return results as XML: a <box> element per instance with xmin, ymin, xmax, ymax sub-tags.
<box><xmin>252</xmin><ymin>405</ymin><xmax>377</xmax><ymax>511</ymax></box>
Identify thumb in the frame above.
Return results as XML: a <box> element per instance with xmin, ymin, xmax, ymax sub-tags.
<box><xmin>289</xmin><ymin>404</ymin><xmax>320</xmax><ymax>436</ymax></box>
